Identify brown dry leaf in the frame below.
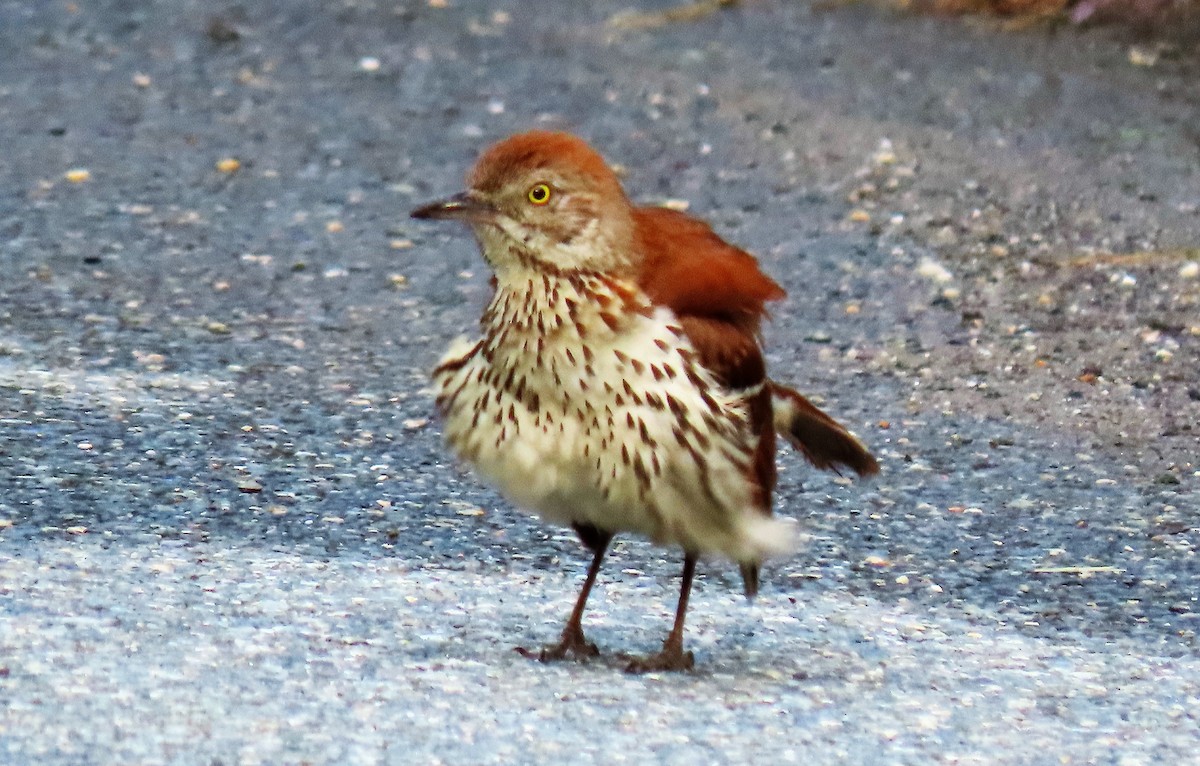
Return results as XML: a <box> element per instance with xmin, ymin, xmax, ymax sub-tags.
<box><xmin>1068</xmin><ymin>248</ymin><xmax>1200</xmax><ymax>269</ymax></box>
<box><xmin>609</xmin><ymin>0</ymin><xmax>739</xmax><ymax>30</ymax></box>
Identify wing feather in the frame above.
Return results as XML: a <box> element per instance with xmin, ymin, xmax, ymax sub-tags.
<box><xmin>632</xmin><ymin>204</ymin><xmax>877</xmax><ymax>595</ymax></box>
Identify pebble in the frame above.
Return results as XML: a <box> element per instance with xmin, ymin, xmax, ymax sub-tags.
<box><xmin>916</xmin><ymin>257</ymin><xmax>954</xmax><ymax>284</ymax></box>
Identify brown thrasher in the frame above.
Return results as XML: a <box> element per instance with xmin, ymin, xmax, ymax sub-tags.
<box><xmin>412</xmin><ymin>130</ymin><xmax>878</xmax><ymax>673</ymax></box>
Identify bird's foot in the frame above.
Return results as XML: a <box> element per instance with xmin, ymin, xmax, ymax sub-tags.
<box><xmin>516</xmin><ymin>624</ymin><xmax>599</xmax><ymax>663</ymax></box>
<box><xmin>624</xmin><ymin>642</ymin><xmax>695</xmax><ymax>674</ymax></box>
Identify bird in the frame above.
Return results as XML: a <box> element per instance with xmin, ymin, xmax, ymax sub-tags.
<box><xmin>411</xmin><ymin>130</ymin><xmax>878</xmax><ymax>672</ymax></box>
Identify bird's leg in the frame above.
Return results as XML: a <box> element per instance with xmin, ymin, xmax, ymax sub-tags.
<box><xmin>625</xmin><ymin>554</ymin><xmax>697</xmax><ymax>673</ymax></box>
<box><xmin>520</xmin><ymin>525</ymin><xmax>612</xmax><ymax>663</ymax></box>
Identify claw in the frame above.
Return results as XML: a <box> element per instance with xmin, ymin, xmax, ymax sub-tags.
<box><xmin>624</xmin><ymin>646</ymin><xmax>695</xmax><ymax>674</ymax></box>
<box><xmin>517</xmin><ymin>623</ymin><xmax>600</xmax><ymax>663</ymax></box>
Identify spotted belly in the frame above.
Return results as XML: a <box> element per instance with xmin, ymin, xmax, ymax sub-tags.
<box><xmin>431</xmin><ymin>303</ymin><xmax>797</xmax><ymax>563</ymax></box>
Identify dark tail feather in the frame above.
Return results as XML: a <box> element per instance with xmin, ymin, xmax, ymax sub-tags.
<box><xmin>739</xmin><ymin>562</ymin><xmax>760</xmax><ymax>600</ymax></box>
<box><xmin>770</xmin><ymin>382</ymin><xmax>879</xmax><ymax>477</ymax></box>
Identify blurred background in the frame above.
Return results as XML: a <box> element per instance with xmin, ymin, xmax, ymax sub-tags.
<box><xmin>1</xmin><ymin>2</ymin><xmax>1197</xmax><ymax>764</ymax></box>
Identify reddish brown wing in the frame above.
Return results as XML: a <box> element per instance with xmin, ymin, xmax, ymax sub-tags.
<box><xmin>633</xmin><ymin>205</ymin><xmax>880</xmax><ymax>483</ymax></box>
<box><xmin>632</xmin><ymin>205</ymin><xmax>783</xmax><ymax>410</ymax></box>
<box><xmin>633</xmin><ymin>206</ymin><xmax>881</xmax><ymax>596</ymax></box>
<box><xmin>634</xmin><ymin>207</ymin><xmax>785</xmax><ymax>332</ymax></box>
<box><xmin>633</xmin><ymin>206</ymin><xmax>783</xmax><ymax>494</ymax></box>
<box><xmin>634</xmin><ymin>207</ymin><xmax>784</xmax><ymax>598</ymax></box>
<box><xmin>673</xmin><ymin>313</ymin><xmax>777</xmax><ymax>503</ymax></box>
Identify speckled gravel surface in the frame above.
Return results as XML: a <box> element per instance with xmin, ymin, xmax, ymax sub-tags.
<box><xmin>1</xmin><ymin>1</ymin><xmax>1198</xmax><ymax>764</ymax></box>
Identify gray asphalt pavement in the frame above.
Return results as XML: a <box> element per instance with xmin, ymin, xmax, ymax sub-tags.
<box><xmin>1</xmin><ymin>1</ymin><xmax>1198</xmax><ymax>764</ymax></box>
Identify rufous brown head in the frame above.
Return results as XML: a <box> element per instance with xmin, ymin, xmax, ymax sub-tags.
<box><xmin>411</xmin><ymin>130</ymin><xmax>637</xmax><ymax>275</ymax></box>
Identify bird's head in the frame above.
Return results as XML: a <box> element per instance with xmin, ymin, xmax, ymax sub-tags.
<box><xmin>411</xmin><ymin>130</ymin><xmax>636</xmax><ymax>276</ymax></box>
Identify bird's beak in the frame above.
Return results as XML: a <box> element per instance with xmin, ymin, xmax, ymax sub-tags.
<box><xmin>410</xmin><ymin>191</ymin><xmax>496</xmax><ymax>222</ymax></box>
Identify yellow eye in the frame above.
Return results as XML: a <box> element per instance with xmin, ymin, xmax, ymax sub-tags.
<box><xmin>527</xmin><ymin>183</ymin><xmax>551</xmax><ymax>205</ymax></box>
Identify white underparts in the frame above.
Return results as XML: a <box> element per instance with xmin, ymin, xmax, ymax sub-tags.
<box><xmin>432</xmin><ymin>270</ymin><xmax>798</xmax><ymax>563</ymax></box>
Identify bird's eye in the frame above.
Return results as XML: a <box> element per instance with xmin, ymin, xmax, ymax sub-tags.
<box><xmin>527</xmin><ymin>183</ymin><xmax>552</xmax><ymax>205</ymax></box>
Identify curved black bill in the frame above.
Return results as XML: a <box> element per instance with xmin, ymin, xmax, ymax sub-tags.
<box><xmin>410</xmin><ymin>192</ymin><xmax>495</xmax><ymax>222</ymax></box>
